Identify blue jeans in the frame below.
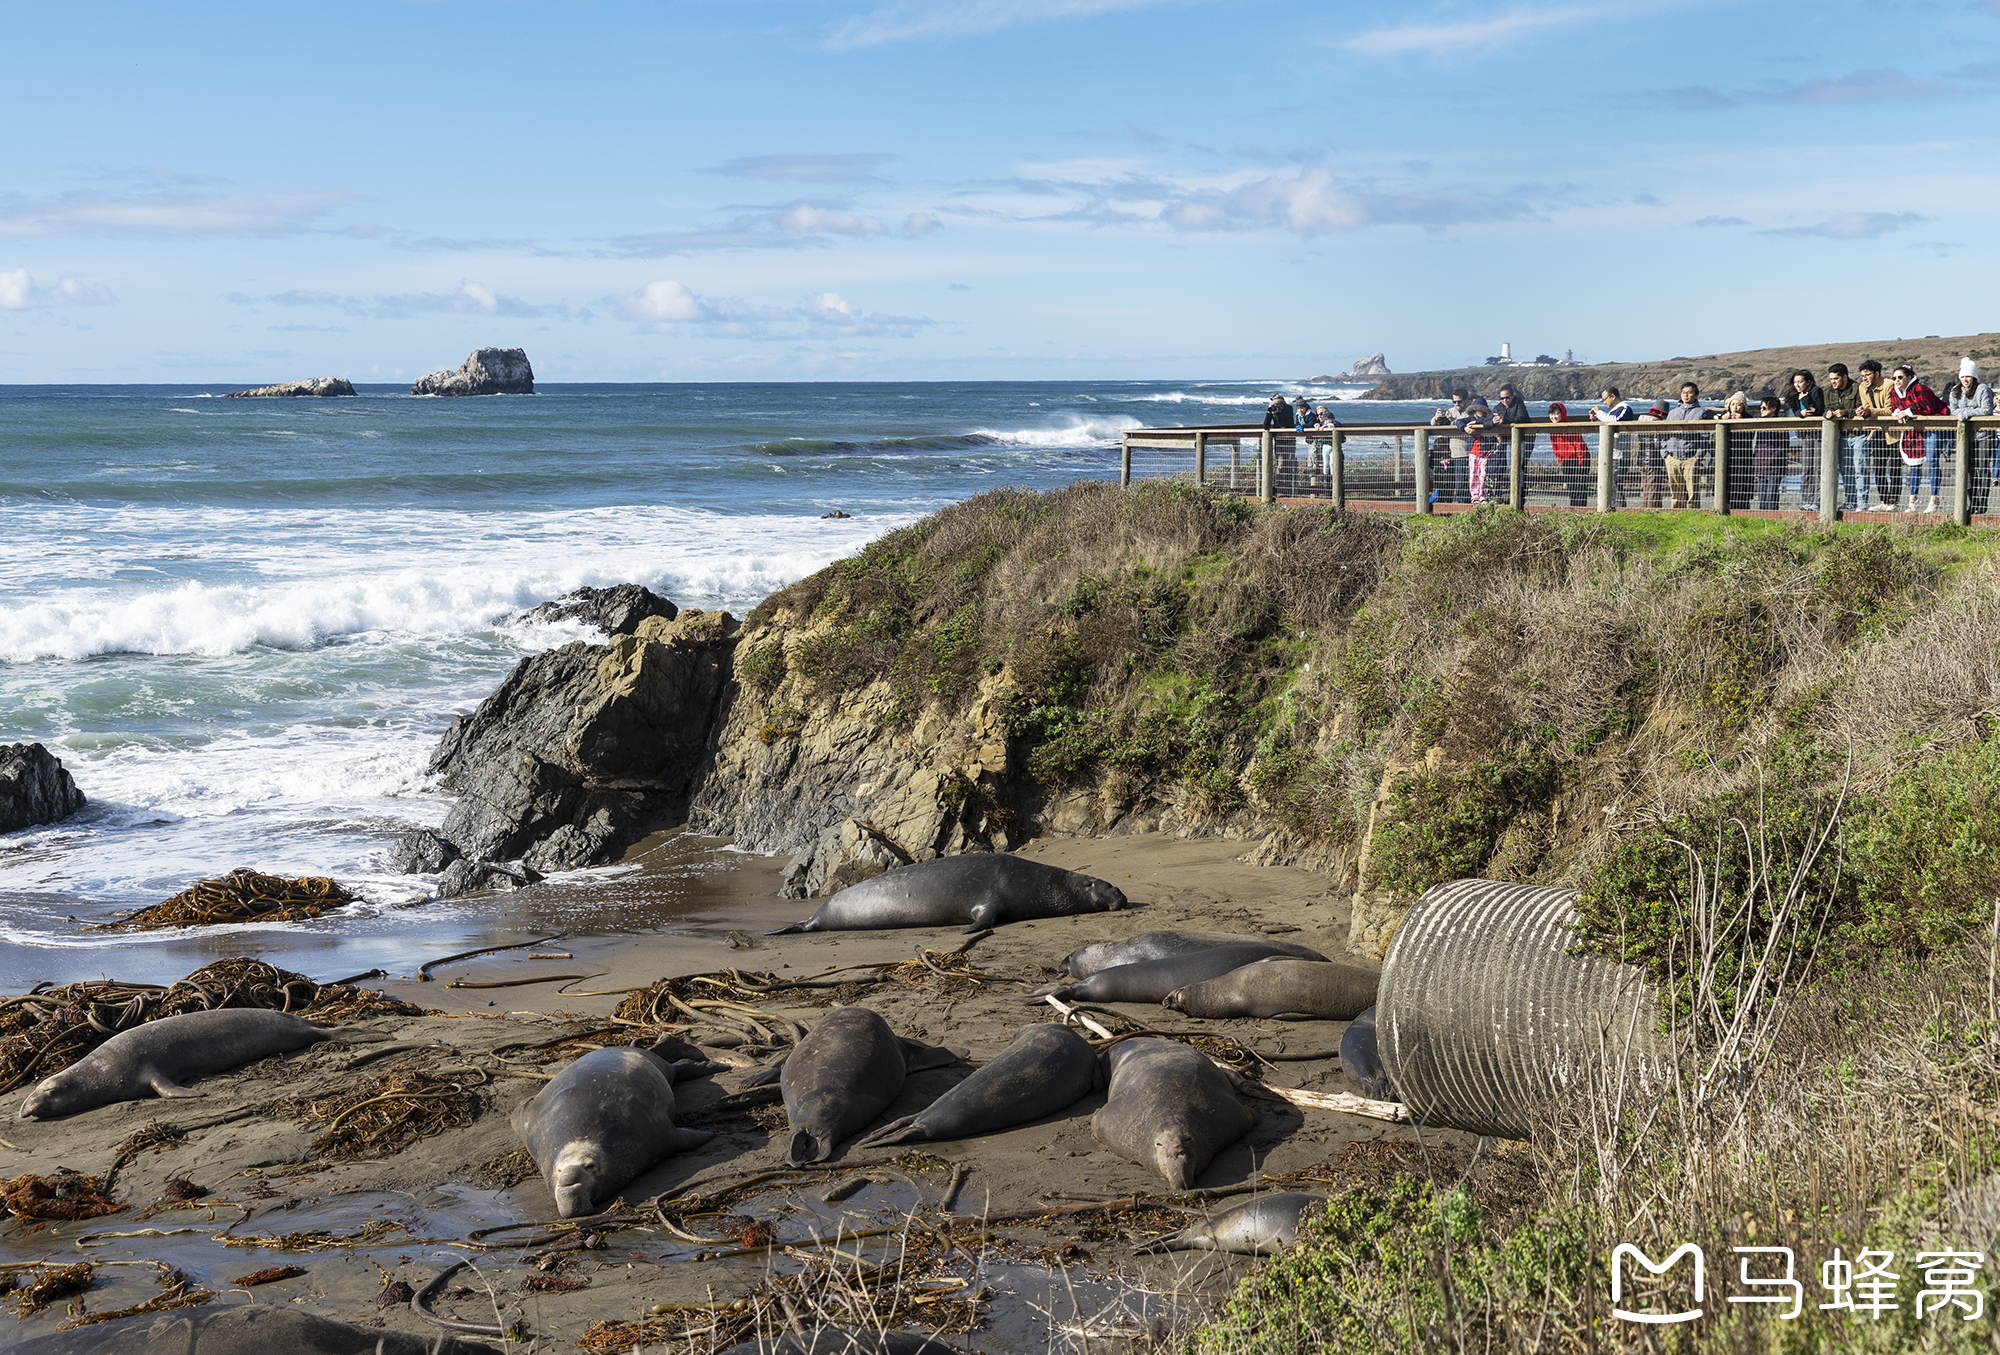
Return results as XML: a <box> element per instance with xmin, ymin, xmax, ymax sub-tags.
<box><xmin>1903</xmin><ymin>434</ymin><xmax>1942</xmax><ymax>499</ymax></box>
<box><xmin>1840</xmin><ymin>434</ymin><xmax>1871</xmax><ymax>510</ymax></box>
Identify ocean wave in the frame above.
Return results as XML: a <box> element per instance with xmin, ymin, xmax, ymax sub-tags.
<box><xmin>749</xmin><ymin>417</ymin><xmax>1134</xmax><ymax>456</ymax></box>
<box><xmin>966</xmin><ymin>416</ymin><xmax>1141</xmax><ymax>447</ymax></box>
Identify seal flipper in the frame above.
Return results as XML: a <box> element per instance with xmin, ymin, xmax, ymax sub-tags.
<box><xmin>148</xmin><ymin>1074</ymin><xmax>204</xmax><ymax>1099</ymax></box>
<box><xmin>896</xmin><ymin>1039</ymin><xmax>966</xmax><ymax>1073</ymax></box>
<box><xmin>854</xmin><ymin>1115</ymin><xmax>925</xmax><ymax>1149</ymax></box>
<box><xmin>671</xmin><ymin>1126</ymin><xmax>716</xmax><ymax>1152</ymax></box>
<box><xmin>766</xmin><ymin>920</ymin><xmax>815</xmax><ymax>935</ymax></box>
<box><xmin>788</xmin><ymin>1128</ymin><xmax>832</xmax><ymax>1164</ymax></box>
<box><xmin>740</xmin><ymin>1060</ymin><xmax>786</xmax><ymax>1088</ymax></box>
<box><xmin>1020</xmin><ymin>981</ymin><xmax>1072</xmax><ymax>1003</ymax></box>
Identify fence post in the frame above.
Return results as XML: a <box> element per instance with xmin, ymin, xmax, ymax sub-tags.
<box><xmin>1332</xmin><ymin>429</ymin><xmax>1347</xmax><ymax>510</ymax></box>
<box><xmin>1393</xmin><ymin>434</ymin><xmax>1404</xmax><ymax>486</ymax></box>
<box><xmin>1713</xmin><ymin>421</ymin><xmax>1729</xmax><ymax>514</ymax></box>
<box><xmin>1193</xmin><ymin>431</ymin><xmax>1206</xmax><ymax>487</ymax></box>
<box><xmin>1597</xmin><ymin>423</ymin><xmax>1615</xmax><ymax>513</ymax></box>
<box><xmin>1260</xmin><ymin>430</ymin><xmax>1274</xmax><ymax>504</ymax></box>
<box><xmin>1956</xmin><ymin>420</ymin><xmax>1974</xmax><ymax>527</ymax></box>
<box><xmin>1121</xmin><ymin>434</ymin><xmax>1132</xmax><ymax>488</ymax></box>
<box><xmin>1415</xmin><ymin>428</ymin><xmax>1433</xmax><ymax>514</ymax></box>
<box><xmin>1509</xmin><ymin>425</ymin><xmax>1525</xmax><ymax>511</ymax></box>
<box><xmin>1819</xmin><ymin>419</ymin><xmax>1839</xmax><ymax>524</ymax></box>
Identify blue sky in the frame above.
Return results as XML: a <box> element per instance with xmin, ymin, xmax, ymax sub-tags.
<box><xmin>4</xmin><ymin>0</ymin><xmax>1997</xmax><ymax>383</ymax></box>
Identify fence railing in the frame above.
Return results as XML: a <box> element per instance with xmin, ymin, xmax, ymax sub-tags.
<box><xmin>1119</xmin><ymin>419</ymin><xmax>2000</xmax><ymax>525</ymax></box>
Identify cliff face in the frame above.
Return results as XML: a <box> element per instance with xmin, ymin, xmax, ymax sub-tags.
<box><xmin>411</xmin><ymin>348</ymin><xmax>534</xmax><ymax>396</ymax></box>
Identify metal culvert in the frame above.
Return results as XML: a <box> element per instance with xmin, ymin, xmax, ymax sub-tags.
<box><xmin>1377</xmin><ymin>878</ymin><xmax>1666</xmax><ymax>1139</ymax></box>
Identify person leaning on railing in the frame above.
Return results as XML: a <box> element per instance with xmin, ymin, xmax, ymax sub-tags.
<box><xmin>1546</xmin><ymin>401</ymin><xmax>1592</xmax><ymax>506</ymax></box>
<box><xmin>1785</xmin><ymin>370</ymin><xmax>1827</xmax><ymax>510</ymax></box>
<box><xmin>1855</xmin><ymin>359</ymin><xmax>1897</xmax><ymax>510</ymax></box>
<box><xmin>1822</xmin><ymin>363</ymin><xmax>1866</xmax><ymax>512</ymax></box>
<box><xmin>1947</xmin><ymin>358</ymin><xmax>1994</xmax><ymax>514</ymax></box>
<box><xmin>1716</xmin><ymin>390</ymin><xmax>1753</xmax><ymax>510</ymax></box>
<box><xmin>1753</xmin><ymin>393</ymin><xmax>1788</xmax><ymax>510</ymax></box>
<box><xmin>1634</xmin><ymin>403</ymin><xmax>1669</xmax><ymax>509</ymax></box>
<box><xmin>1591</xmin><ymin>386</ymin><xmax>1636</xmax><ymax>508</ymax></box>
<box><xmin>1889</xmin><ymin>365</ymin><xmax>1949</xmax><ymax>514</ymax></box>
<box><xmin>1662</xmin><ymin>382</ymin><xmax>1710</xmax><ymax>510</ymax></box>
<box><xmin>1431</xmin><ymin>391</ymin><xmax>1475</xmax><ymax>504</ymax></box>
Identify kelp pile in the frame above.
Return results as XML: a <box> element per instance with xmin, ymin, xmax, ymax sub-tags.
<box><xmin>272</xmin><ymin>1060</ymin><xmax>483</xmax><ymax>1161</ymax></box>
<box><xmin>0</xmin><ymin>957</ymin><xmax>422</xmax><ymax>1096</ymax></box>
<box><xmin>99</xmin><ymin>868</ymin><xmax>354</xmax><ymax>931</ymax></box>
<box><xmin>1</xmin><ymin>1171</ymin><xmax>124</xmax><ymax>1222</ymax></box>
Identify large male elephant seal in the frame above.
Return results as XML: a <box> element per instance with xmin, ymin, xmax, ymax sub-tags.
<box><xmin>1063</xmin><ymin>930</ymin><xmax>1327</xmax><ymax>979</ymax></box>
<box><xmin>511</xmin><ymin>1043</ymin><xmax>718</xmax><ymax>1218</ymax></box>
<box><xmin>1091</xmin><ymin>1038</ymin><xmax>1260</xmax><ymax>1190</ymax></box>
<box><xmin>19</xmin><ymin>1009</ymin><xmax>333</xmax><ymax>1119</ymax></box>
<box><xmin>1131</xmin><ymin>1192</ymin><xmax>1325</xmax><ymax>1255</ymax></box>
<box><xmin>857</xmin><ymin>1023</ymin><xmax>1099</xmax><ymax>1148</ymax></box>
<box><xmin>1162</xmin><ymin>958</ymin><xmax>1377</xmax><ymax>1020</ymax></box>
<box><xmin>1341</xmin><ymin>1006</ymin><xmax>1393</xmax><ymax>1101</ymax></box>
<box><xmin>1027</xmin><ymin>944</ymin><xmax>1303</xmax><ymax>1006</ymax></box>
<box><xmin>770</xmin><ymin>854</ymin><xmax>1125</xmax><ymax>935</ymax></box>
<box><xmin>783</xmin><ymin>1006</ymin><xmax>965</xmax><ymax>1163</ymax></box>
<box><xmin>7</xmin><ymin>1306</ymin><xmax>503</xmax><ymax>1355</ymax></box>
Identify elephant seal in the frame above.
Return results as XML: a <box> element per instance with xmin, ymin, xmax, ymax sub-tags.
<box><xmin>1063</xmin><ymin>930</ymin><xmax>1326</xmax><ymax>979</ymax></box>
<box><xmin>511</xmin><ymin>1044</ymin><xmax>717</xmax><ymax>1217</ymax></box>
<box><xmin>1027</xmin><ymin>944</ymin><xmax>1303</xmax><ymax>1006</ymax></box>
<box><xmin>858</xmin><ymin>1023</ymin><xmax>1099</xmax><ymax>1148</ymax></box>
<box><xmin>19</xmin><ymin>1009</ymin><xmax>333</xmax><ymax>1119</ymax></box>
<box><xmin>783</xmin><ymin>1006</ymin><xmax>965</xmax><ymax>1163</ymax></box>
<box><xmin>7</xmin><ymin>1306</ymin><xmax>503</xmax><ymax>1355</ymax></box>
<box><xmin>1162</xmin><ymin>958</ymin><xmax>1378</xmax><ymax>1020</ymax></box>
<box><xmin>718</xmin><ymin>1332</ymin><xmax>959</xmax><ymax>1355</ymax></box>
<box><xmin>1341</xmin><ymin>1006</ymin><xmax>1394</xmax><ymax>1101</ymax></box>
<box><xmin>770</xmin><ymin>854</ymin><xmax>1125</xmax><ymax>935</ymax></box>
<box><xmin>1131</xmin><ymin>1192</ymin><xmax>1326</xmax><ymax>1255</ymax></box>
<box><xmin>1091</xmin><ymin>1037</ymin><xmax>1260</xmax><ymax>1190</ymax></box>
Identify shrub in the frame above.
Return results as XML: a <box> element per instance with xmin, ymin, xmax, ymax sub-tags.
<box><xmin>1366</xmin><ymin>742</ymin><xmax>1560</xmax><ymax>899</ymax></box>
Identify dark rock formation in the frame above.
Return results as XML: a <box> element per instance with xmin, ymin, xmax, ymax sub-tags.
<box><xmin>224</xmin><ymin>377</ymin><xmax>356</xmax><ymax>398</ymax></box>
<box><xmin>435</xmin><ymin>858</ymin><xmax>541</xmax><ymax>899</ymax></box>
<box><xmin>426</xmin><ymin>609</ymin><xmax>738</xmax><ymax>870</ymax></box>
<box><xmin>411</xmin><ymin>347</ymin><xmax>534</xmax><ymax>397</ymax></box>
<box><xmin>519</xmin><ymin>584</ymin><xmax>677</xmax><ymax>637</ymax></box>
<box><xmin>1</xmin><ymin>743</ymin><xmax>86</xmax><ymax>834</ymax></box>
<box><xmin>386</xmin><ymin>826</ymin><xmax>459</xmax><ymax>874</ymax></box>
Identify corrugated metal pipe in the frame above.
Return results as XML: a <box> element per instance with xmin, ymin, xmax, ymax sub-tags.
<box><xmin>1377</xmin><ymin>878</ymin><xmax>1667</xmax><ymax>1139</ymax></box>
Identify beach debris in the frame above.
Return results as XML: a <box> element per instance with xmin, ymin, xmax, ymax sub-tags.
<box><xmin>11</xmin><ymin>1262</ymin><xmax>96</xmax><ymax>1317</ymax></box>
<box><xmin>379</xmin><ymin>1278</ymin><xmax>415</xmax><ymax>1307</ymax></box>
<box><xmin>2</xmin><ymin>1170</ymin><xmax>125</xmax><ymax>1222</ymax></box>
<box><xmin>161</xmin><ymin>1177</ymin><xmax>208</xmax><ymax>1201</ymax></box>
<box><xmin>417</xmin><ymin>931</ymin><xmax>568</xmax><ymax>981</ymax></box>
<box><xmin>527</xmin><ymin>951</ymin><xmax>573</xmax><ymax>960</ymax></box>
<box><xmin>0</xmin><ymin>957</ymin><xmax>421</xmax><ymax>1096</ymax></box>
<box><xmin>231</xmin><ymin>1265</ymin><xmax>308</xmax><ymax>1287</ymax></box>
<box><xmin>220</xmin><ymin>1220</ymin><xmax>407</xmax><ymax>1251</ymax></box>
<box><xmin>97</xmin><ymin>867</ymin><xmax>355</xmax><ymax>931</ymax></box>
<box><xmin>101</xmin><ymin>1120</ymin><xmax>191</xmax><ymax>1192</ymax></box>
<box><xmin>273</xmin><ymin>1060</ymin><xmax>483</xmax><ymax>1160</ymax></box>
<box><xmin>51</xmin><ymin>1263</ymin><xmax>214</xmax><ymax>1330</ymax></box>
<box><xmin>521</xmin><ymin>1274</ymin><xmax>590</xmax><ymax>1293</ymax></box>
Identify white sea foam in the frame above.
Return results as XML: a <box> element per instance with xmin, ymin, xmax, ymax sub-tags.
<box><xmin>969</xmin><ymin>415</ymin><xmax>1140</xmax><ymax>447</ymax></box>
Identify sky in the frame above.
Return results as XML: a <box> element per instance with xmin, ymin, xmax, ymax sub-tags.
<box><xmin>5</xmin><ymin>0</ymin><xmax>1998</xmax><ymax>383</ymax></box>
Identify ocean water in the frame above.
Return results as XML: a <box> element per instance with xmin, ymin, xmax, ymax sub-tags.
<box><xmin>0</xmin><ymin>378</ymin><xmax>1400</xmax><ymax>985</ymax></box>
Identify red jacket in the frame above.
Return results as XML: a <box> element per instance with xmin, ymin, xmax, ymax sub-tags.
<box><xmin>1546</xmin><ymin>402</ymin><xmax>1589</xmax><ymax>463</ymax></box>
<box><xmin>1890</xmin><ymin>381</ymin><xmax>1948</xmax><ymax>461</ymax></box>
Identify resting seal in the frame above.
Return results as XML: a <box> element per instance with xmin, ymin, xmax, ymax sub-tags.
<box><xmin>1063</xmin><ymin>930</ymin><xmax>1326</xmax><ymax>979</ymax></box>
<box><xmin>782</xmin><ymin>1006</ymin><xmax>964</xmax><ymax>1163</ymax></box>
<box><xmin>1341</xmin><ymin>1006</ymin><xmax>1394</xmax><ymax>1101</ymax></box>
<box><xmin>770</xmin><ymin>854</ymin><xmax>1125</xmax><ymax>935</ymax></box>
<box><xmin>7</xmin><ymin>1306</ymin><xmax>502</xmax><ymax>1355</ymax></box>
<box><xmin>1091</xmin><ymin>1037</ymin><xmax>1260</xmax><ymax>1190</ymax></box>
<box><xmin>858</xmin><ymin>1023</ymin><xmax>1099</xmax><ymax>1148</ymax></box>
<box><xmin>1027</xmin><ymin>944</ymin><xmax>1303</xmax><ymax>1006</ymax></box>
<box><xmin>511</xmin><ymin>1043</ymin><xmax>717</xmax><ymax>1217</ymax></box>
<box><xmin>1131</xmin><ymin>1192</ymin><xmax>1325</xmax><ymax>1255</ymax></box>
<box><xmin>20</xmin><ymin>1009</ymin><xmax>333</xmax><ymax>1119</ymax></box>
<box><xmin>1162</xmin><ymin>958</ymin><xmax>1378</xmax><ymax>1020</ymax></box>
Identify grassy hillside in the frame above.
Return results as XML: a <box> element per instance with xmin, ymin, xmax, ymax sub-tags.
<box><xmin>1362</xmin><ymin>330</ymin><xmax>2000</xmax><ymax>404</ymax></box>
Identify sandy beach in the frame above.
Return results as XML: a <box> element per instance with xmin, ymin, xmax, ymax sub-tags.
<box><xmin>1</xmin><ymin>832</ymin><xmax>1482</xmax><ymax>1351</ymax></box>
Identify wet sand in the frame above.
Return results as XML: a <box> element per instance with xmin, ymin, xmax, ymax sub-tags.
<box><xmin>1</xmin><ymin>833</ymin><xmax>1474</xmax><ymax>1350</ymax></box>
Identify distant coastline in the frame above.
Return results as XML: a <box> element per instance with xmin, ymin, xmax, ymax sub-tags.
<box><xmin>1361</xmin><ymin>331</ymin><xmax>2000</xmax><ymax>402</ymax></box>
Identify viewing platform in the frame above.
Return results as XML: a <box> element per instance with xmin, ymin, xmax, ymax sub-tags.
<box><xmin>1120</xmin><ymin>419</ymin><xmax>2000</xmax><ymax>526</ymax></box>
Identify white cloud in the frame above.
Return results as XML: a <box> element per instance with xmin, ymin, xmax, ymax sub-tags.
<box><xmin>0</xmin><ymin>189</ymin><xmax>350</xmax><ymax>237</ymax></box>
<box><xmin>0</xmin><ymin>267</ymin><xmax>115</xmax><ymax>309</ymax></box>
<box><xmin>802</xmin><ymin>292</ymin><xmax>863</xmax><ymax>321</ymax></box>
<box><xmin>827</xmin><ymin>0</ymin><xmax>1187</xmax><ymax>48</ymax></box>
<box><xmin>456</xmin><ymin>281</ymin><xmax>498</xmax><ymax>312</ymax></box>
<box><xmin>1165</xmin><ymin>168</ymin><xmax>1366</xmax><ymax>234</ymax></box>
<box><xmin>238</xmin><ymin>281</ymin><xmax>587</xmax><ymax>320</ymax></box>
<box><xmin>613</xmin><ymin>279</ymin><xmax>710</xmax><ymax>324</ymax></box>
<box><xmin>777</xmin><ymin>206</ymin><xmax>886</xmax><ymax>236</ymax></box>
<box><xmin>903</xmin><ymin>211</ymin><xmax>941</xmax><ymax>237</ymax></box>
<box><xmin>605</xmin><ymin>280</ymin><xmax>932</xmax><ymax>340</ymax></box>
<box><xmin>1760</xmin><ymin>211</ymin><xmax>1927</xmax><ymax>240</ymax></box>
<box><xmin>1341</xmin><ymin>4</ymin><xmax>1606</xmax><ymax>57</ymax></box>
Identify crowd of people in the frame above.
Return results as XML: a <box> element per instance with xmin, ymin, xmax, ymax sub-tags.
<box><xmin>1250</xmin><ymin>357</ymin><xmax>1995</xmax><ymax>514</ymax></box>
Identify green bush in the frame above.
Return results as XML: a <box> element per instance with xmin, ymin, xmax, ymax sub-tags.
<box><xmin>1366</xmin><ymin>742</ymin><xmax>1560</xmax><ymax>899</ymax></box>
<box><xmin>1850</xmin><ymin>733</ymin><xmax>2000</xmax><ymax>955</ymax></box>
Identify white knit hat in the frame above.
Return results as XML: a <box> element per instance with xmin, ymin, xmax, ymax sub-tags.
<box><xmin>1962</xmin><ymin>356</ymin><xmax>1979</xmax><ymax>378</ymax></box>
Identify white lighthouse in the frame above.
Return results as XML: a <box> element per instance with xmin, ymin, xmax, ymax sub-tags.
<box><xmin>1500</xmin><ymin>342</ymin><xmax>1511</xmax><ymax>362</ymax></box>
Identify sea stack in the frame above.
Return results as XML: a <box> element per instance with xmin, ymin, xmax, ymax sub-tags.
<box><xmin>411</xmin><ymin>347</ymin><xmax>534</xmax><ymax>396</ymax></box>
<box><xmin>225</xmin><ymin>377</ymin><xmax>356</xmax><ymax>398</ymax></box>
<box><xmin>1348</xmin><ymin>352</ymin><xmax>1391</xmax><ymax>377</ymax></box>
<box><xmin>0</xmin><ymin>743</ymin><xmax>87</xmax><ymax>833</ymax></box>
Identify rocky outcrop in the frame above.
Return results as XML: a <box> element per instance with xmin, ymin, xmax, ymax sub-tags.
<box><xmin>424</xmin><ymin>610</ymin><xmax>738</xmax><ymax>871</ymax></box>
<box><xmin>0</xmin><ymin>744</ymin><xmax>86</xmax><ymax>834</ymax></box>
<box><xmin>1349</xmin><ymin>352</ymin><xmax>1391</xmax><ymax>378</ymax></box>
<box><xmin>386</xmin><ymin>826</ymin><xmax>459</xmax><ymax>874</ymax></box>
<box><xmin>519</xmin><ymin>584</ymin><xmax>677</xmax><ymax>637</ymax></box>
<box><xmin>225</xmin><ymin>377</ymin><xmax>356</xmax><ymax>398</ymax></box>
<box><xmin>411</xmin><ymin>348</ymin><xmax>534</xmax><ymax>397</ymax></box>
